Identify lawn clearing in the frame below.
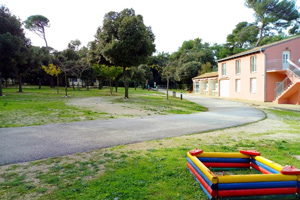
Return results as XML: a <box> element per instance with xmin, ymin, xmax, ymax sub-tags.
<box><xmin>0</xmin><ymin>86</ymin><xmax>206</xmax><ymax>127</ymax></box>
<box><xmin>0</xmin><ymin>108</ymin><xmax>299</xmax><ymax>199</ymax></box>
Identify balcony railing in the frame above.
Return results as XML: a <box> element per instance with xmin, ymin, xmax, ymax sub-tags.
<box><xmin>287</xmin><ymin>59</ymin><xmax>300</xmax><ymax>79</ymax></box>
<box><xmin>267</xmin><ymin>59</ymin><xmax>300</xmax><ymax>71</ymax></box>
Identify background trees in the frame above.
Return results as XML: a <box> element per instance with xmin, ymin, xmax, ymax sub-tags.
<box><xmin>93</xmin><ymin>65</ymin><xmax>122</xmax><ymax>95</ymax></box>
<box><xmin>2</xmin><ymin>1</ymin><xmax>300</xmax><ymax>94</ymax></box>
<box><xmin>0</xmin><ymin>5</ymin><xmax>30</xmax><ymax>95</ymax></box>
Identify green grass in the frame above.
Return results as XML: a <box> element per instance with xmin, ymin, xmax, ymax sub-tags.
<box><xmin>0</xmin><ymin>86</ymin><xmax>206</xmax><ymax>127</ymax></box>
<box><xmin>1</xmin><ymin>109</ymin><xmax>300</xmax><ymax>199</ymax></box>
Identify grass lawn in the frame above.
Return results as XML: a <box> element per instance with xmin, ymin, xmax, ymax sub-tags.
<box><xmin>0</xmin><ymin>108</ymin><xmax>300</xmax><ymax>199</ymax></box>
<box><xmin>0</xmin><ymin>86</ymin><xmax>206</xmax><ymax>128</ymax></box>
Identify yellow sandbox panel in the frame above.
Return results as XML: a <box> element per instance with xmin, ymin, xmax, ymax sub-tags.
<box><xmin>218</xmin><ymin>173</ymin><xmax>297</xmax><ymax>183</ymax></box>
<box><xmin>254</xmin><ymin>156</ymin><xmax>283</xmax><ymax>172</ymax></box>
<box><xmin>187</xmin><ymin>152</ymin><xmax>218</xmax><ymax>184</ymax></box>
<box><xmin>197</xmin><ymin>152</ymin><xmax>250</xmax><ymax>159</ymax></box>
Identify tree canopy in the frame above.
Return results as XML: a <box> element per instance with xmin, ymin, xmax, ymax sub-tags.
<box><xmin>245</xmin><ymin>0</ymin><xmax>299</xmax><ymax>46</ymax></box>
<box><xmin>24</xmin><ymin>15</ymin><xmax>50</xmax><ymax>47</ymax></box>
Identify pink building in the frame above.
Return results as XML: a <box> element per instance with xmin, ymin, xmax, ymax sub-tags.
<box><xmin>217</xmin><ymin>36</ymin><xmax>300</xmax><ymax>105</ymax></box>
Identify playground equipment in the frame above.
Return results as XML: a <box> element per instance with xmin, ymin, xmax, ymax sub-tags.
<box><xmin>187</xmin><ymin>149</ymin><xmax>300</xmax><ymax>200</ymax></box>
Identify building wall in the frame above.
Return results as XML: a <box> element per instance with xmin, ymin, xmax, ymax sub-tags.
<box><xmin>218</xmin><ymin>52</ymin><xmax>266</xmax><ymax>101</ymax></box>
<box><xmin>266</xmin><ymin>72</ymin><xmax>287</xmax><ymax>102</ymax></box>
<box><xmin>265</xmin><ymin>37</ymin><xmax>300</xmax><ymax>70</ymax></box>
<box><xmin>288</xmin><ymin>89</ymin><xmax>300</xmax><ymax>105</ymax></box>
<box><xmin>264</xmin><ymin>38</ymin><xmax>300</xmax><ymax>102</ymax></box>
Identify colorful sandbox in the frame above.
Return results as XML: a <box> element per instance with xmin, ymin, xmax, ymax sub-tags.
<box><xmin>187</xmin><ymin>149</ymin><xmax>300</xmax><ymax>200</ymax></box>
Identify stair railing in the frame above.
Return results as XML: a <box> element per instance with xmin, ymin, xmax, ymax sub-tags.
<box><xmin>273</xmin><ymin>59</ymin><xmax>300</xmax><ymax>100</ymax></box>
<box><xmin>274</xmin><ymin>76</ymin><xmax>292</xmax><ymax>99</ymax></box>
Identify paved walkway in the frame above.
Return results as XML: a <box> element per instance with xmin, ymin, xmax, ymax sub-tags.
<box><xmin>0</xmin><ymin>93</ymin><xmax>265</xmax><ymax>165</ymax></box>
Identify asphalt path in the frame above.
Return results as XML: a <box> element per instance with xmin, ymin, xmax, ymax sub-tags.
<box><xmin>0</xmin><ymin>92</ymin><xmax>265</xmax><ymax>165</ymax></box>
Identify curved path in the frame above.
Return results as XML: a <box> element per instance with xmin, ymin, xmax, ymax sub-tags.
<box><xmin>0</xmin><ymin>93</ymin><xmax>265</xmax><ymax>165</ymax></box>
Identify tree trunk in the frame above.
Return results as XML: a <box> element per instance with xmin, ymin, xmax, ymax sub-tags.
<box><xmin>0</xmin><ymin>74</ymin><xmax>3</xmax><ymax>96</ymax></box>
<box><xmin>166</xmin><ymin>78</ymin><xmax>169</xmax><ymax>100</ymax></box>
<box><xmin>43</xmin><ymin>27</ymin><xmax>49</xmax><ymax>49</ymax></box>
<box><xmin>115</xmin><ymin>80</ymin><xmax>119</xmax><ymax>93</ymax></box>
<box><xmin>255</xmin><ymin>24</ymin><xmax>265</xmax><ymax>47</ymax></box>
<box><xmin>134</xmin><ymin>82</ymin><xmax>137</xmax><ymax>91</ymax></box>
<box><xmin>18</xmin><ymin>73</ymin><xmax>23</xmax><ymax>93</ymax></box>
<box><xmin>109</xmin><ymin>78</ymin><xmax>113</xmax><ymax>95</ymax></box>
<box><xmin>86</xmin><ymin>79</ymin><xmax>89</xmax><ymax>91</ymax></box>
<box><xmin>98</xmin><ymin>77</ymin><xmax>103</xmax><ymax>90</ymax></box>
<box><xmin>77</xmin><ymin>83</ymin><xmax>80</xmax><ymax>91</ymax></box>
<box><xmin>38</xmin><ymin>78</ymin><xmax>42</xmax><ymax>89</ymax></box>
<box><xmin>5</xmin><ymin>78</ymin><xmax>8</xmax><ymax>87</ymax></box>
<box><xmin>50</xmin><ymin>76</ymin><xmax>53</xmax><ymax>88</ymax></box>
<box><xmin>56</xmin><ymin>75</ymin><xmax>59</xmax><ymax>94</ymax></box>
<box><xmin>65</xmin><ymin>71</ymin><xmax>68</xmax><ymax>97</ymax></box>
<box><xmin>123</xmin><ymin>66</ymin><xmax>129</xmax><ymax>98</ymax></box>
<box><xmin>72</xmin><ymin>81</ymin><xmax>75</xmax><ymax>90</ymax></box>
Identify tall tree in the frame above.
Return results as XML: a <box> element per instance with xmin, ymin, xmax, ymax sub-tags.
<box><xmin>66</xmin><ymin>41</ymin><xmax>91</xmax><ymax>90</ymax></box>
<box><xmin>95</xmin><ymin>8</ymin><xmax>156</xmax><ymax>98</ymax></box>
<box><xmin>245</xmin><ymin>0</ymin><xmax>299</xmax><ymax>46</ymax></box>
<box><xmin>148</xmin><ymin>52</ymin><xmax>170</xmax><ymax>87</ymax></box>
<box><xmin>68</xmin><ymin>39</ymin><xmax>81</xmax><ymax>51</ymax></box>
<box><xmin>24</xmin><ymin>15</ymin><xmax>50</xmax><ymax>48</ymax></box>
<box><xmin>163</xmin><ymin>61</ymin><xmax>176</xmax><ymax>100</ymax></box>
<box><xmin>226</xmin><ymin>21</ymin><xmax>259</xmax><ymax>52</ymax></box>
<box><xmin>171</xmin><ymin>38</ymin><xmax>216</xmax><ymax>90</ymax></box>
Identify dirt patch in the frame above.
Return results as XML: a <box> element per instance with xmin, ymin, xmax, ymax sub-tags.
<box><xmin>293</xmin><ymin>155</ymin><xmax>300</xmax><ymax>160</ymax></box>
<box><xmin>67</xmin><ymin>97</ymin><xmax>157</xmax><ymax>117</ymax></box>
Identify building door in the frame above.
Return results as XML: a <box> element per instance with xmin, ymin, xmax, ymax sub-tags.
<box><xmin>282</xmin><ymin>51</ymin><xmax>290</xmax><ymax>70</ymax></box>
<box><xmin>220</xmin><ymin>80</ymin><xmax>229</xmax><ymax>97</ymax></box>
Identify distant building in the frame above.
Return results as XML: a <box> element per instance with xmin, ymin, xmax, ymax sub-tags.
<box><xmin>192</xmin><ymin>71</ymin><xmax>218</xmax><ymax>96</ymax></box>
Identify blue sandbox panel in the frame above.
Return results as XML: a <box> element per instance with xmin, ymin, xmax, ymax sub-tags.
<box><xmin>251</xmin><ymin>159</ymin><xmax>280</xmax><ymax>174</ymax></box>
<box><xmin>187</xmin><ymin>168</ymin><xmax>213</xmax><ymax>200</ymax></box>
<box><xmin>199</xmin><ymin>157</ymin><xmax>250</xmax><ymax>163</ymax></box>
<box><xmin>218</xmin><ymin>181</ymin><xmax>297</xmax><ymax>190</ymax></box>
<box><xmin>187</xmin><ymin>157</ymin><xmax>216</xmax><ymax>189</ymax></box>
<box><xmin>222</xmin><ymin>194</ymin><xmax>299</xmax><ymax>200</ymax></box>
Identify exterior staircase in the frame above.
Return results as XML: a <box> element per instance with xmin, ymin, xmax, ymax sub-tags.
<box><xmin>273</xmin><ymin>60</ymin><xmax>300</xmax><ymax>104</ymax></box>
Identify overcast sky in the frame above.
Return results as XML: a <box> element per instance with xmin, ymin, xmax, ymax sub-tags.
<box><xmin>2</xmin><ymin>0</ymin><xmax>299</xmax><ymax>53</ymax></box>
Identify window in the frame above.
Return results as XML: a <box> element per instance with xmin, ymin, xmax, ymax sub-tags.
<box><xmin>222</xmin><ymin>63</ymin><xmax>226</xmax><ymax>76</ymax></box>
<box><xmin>205</xmin><ymin>83</ymin><xmax>208</xmax><ymax>91</ymax></box>
<box><xmin>236</xmin><ymin>79</ymin><xmax>241</xmax><ymax>93</ymax></box>
<box><xmin>250</xmin><ymin>78</ymin><xmax>256</xmax><ymax>93</ymax></box>
<box><xmin>251</xmin><ymin>56</ymin><xmax>257</xmax><ymax>73</ymax></box>
<box><xmin>236</xmin><ymin>60</ymin><xmax>241</xmax><ymax>74</ymax></box>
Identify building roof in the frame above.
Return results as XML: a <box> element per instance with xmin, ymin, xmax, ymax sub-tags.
<box><xmin>193</xmin><ymin>71</ymin><xmax>218</xmax><ymax>80</ymax></box>
<box><xmin>217</xmin><ymin>35</ymin><xmax>300</xmax><ymax>62</ymax></box>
